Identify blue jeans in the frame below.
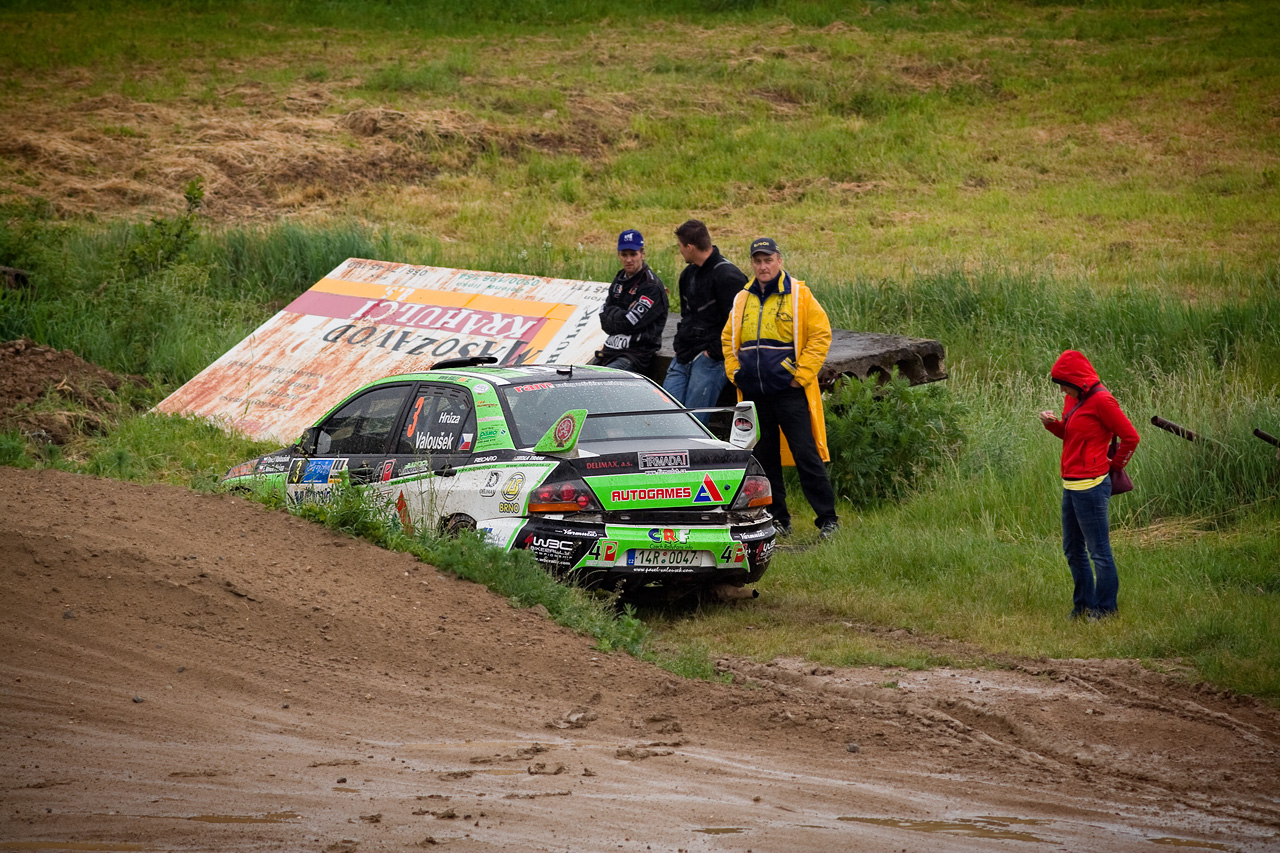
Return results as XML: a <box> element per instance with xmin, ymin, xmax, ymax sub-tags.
<box><xmin>662</xmin><ymin>353</ymin><xmax>728</xmax><ymax>421</ymax></box>
<box><xmin>1062</xmin><ymin>476</ymin><xmax>1118</xmax><ymax>616</ymax></box>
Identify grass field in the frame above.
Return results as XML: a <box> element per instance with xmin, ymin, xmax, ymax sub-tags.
<box><xmin>1</xmin><ymin>1</ymin><xmax>1278</xmax><ymax>698</ymax></box>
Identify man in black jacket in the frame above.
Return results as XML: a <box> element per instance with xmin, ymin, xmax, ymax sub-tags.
<box><xmin>663</xmin><ymin>219</ymin><xmax>747</xmax><ymax>413</ymax></box>
<box><xmin>590</xmin><ymin>229</ymin><xmax>668</xmax><ymax>375</ymax></box>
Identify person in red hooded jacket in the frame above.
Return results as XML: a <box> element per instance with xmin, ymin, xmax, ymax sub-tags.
<box><xmin>1038</xmin><ymin>350</ymin><xmax>1140</xmax><ymax>619</ymax></box>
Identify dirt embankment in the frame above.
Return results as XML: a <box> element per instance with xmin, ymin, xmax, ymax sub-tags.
<box><xmin>2</xmin><ymin>465</ymin><xmax>1279</xmax><ymax>851</ymax></box>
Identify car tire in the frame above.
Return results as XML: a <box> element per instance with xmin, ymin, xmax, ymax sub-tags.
<box><xmin>441</xmin><ymin>514</ymin><xmax>477</xmax><ymax>537</ymax></box>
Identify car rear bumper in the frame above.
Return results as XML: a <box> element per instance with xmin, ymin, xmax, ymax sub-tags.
<box><xmin>511</xmin><ymin>515</ymin><xmax>775</xmax><ymax>589</ymax></box>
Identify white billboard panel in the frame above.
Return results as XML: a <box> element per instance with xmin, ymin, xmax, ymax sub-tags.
<box><xmin>155</xmin><ymin>258</ymin><xmax>611</xmax><ymax>443</ymax></box>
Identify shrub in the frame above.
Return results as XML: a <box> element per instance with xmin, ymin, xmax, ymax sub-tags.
<box><xmin>823</xmin><ymin>372</ymin><xmax>965</xmax><ymax>507</ymax></box>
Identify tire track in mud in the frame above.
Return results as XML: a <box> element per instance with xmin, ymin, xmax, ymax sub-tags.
<box><xmin>722</xmin><ymin>656</ymin><xmax>1280</xmax><ymax>834</ymax></box>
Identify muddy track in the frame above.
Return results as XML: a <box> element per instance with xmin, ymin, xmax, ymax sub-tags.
<box><xmin>2</xmin><ymin>467</ymin><xmax>1279</xmax><ymax>851</ymax></box>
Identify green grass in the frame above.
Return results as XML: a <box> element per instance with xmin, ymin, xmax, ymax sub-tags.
<box><xmin>2</xmin><ymin>1</ymin><xmax>1277</xmax><ymax>281</ymax></box>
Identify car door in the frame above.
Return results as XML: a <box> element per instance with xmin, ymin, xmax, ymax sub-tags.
<box><xmin>285</xmin><ymin>382</ymin><xmax>416</xmax><ymax>505</ymax></box>
<box><xmin>375</xmin><ymin>383</ymin><xmax>478</xmax><ymax>532</ymax></box>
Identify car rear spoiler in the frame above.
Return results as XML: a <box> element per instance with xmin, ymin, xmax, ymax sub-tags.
<box><xmin>531</xmin><ymin>401</ymin><xmax>761</xmax><ymax>458</ymax></box>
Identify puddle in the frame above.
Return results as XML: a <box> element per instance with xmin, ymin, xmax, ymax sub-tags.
<box><xmin>0</xmin><ymin>845</ymin><xmax>153</xmax><ymax>852</ymax></box>
<box><xmin>838</xmin><ymin>816</ymin><xmax>1045</xmax><ymax>842</ymax></box>
<box><xmin>1149</xmin><ymin>839</ymin><xmax>1233</xmax><ymax>851</ymax></box>
<box><xmin>186</xmin><ymin>811</ymin><xmax>300</xmax><ymax>824</ymax></box>
<box><xmin>694</xmin><ymin>827</ymin><xmax>745</xmax><ymax>835</ymax></box>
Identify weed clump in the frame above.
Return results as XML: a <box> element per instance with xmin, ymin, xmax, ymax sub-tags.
<box><xmin>822</xmin><ymin>372</ymin><xmax>965</xmax><ymax>507</ymax></box>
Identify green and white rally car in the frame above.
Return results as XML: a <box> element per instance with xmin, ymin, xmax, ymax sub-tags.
<box><xmin>222</xmin><ymin>359</ymin><xmax>776</xmax><ymax>600</ymax></box>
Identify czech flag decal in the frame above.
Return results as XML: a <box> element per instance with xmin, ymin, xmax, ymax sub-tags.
<box><xmin>693</xmin><ymin>473</ymin><xmax>725</xmax><ymax>504</ymax></box>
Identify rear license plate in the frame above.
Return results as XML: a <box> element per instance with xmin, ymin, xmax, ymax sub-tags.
<box><xmin>624</xmin><ymin>549</ymin><xmax>712</xmax><ymax>568</ymax></box>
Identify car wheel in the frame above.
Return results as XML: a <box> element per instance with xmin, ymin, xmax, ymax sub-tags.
<box><xmin>440</xmin><ymin>514</ymin><xmax>477</xmax><ymax>537</ymax></box>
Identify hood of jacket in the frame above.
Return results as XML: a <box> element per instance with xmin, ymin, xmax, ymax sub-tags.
<box><xmin>1051</xmin><ymin>350</ymin><xmax>1100</xmax><ymax>394</ymax></box>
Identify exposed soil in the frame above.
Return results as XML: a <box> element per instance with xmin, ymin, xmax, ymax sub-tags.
<box><xmin>0</xmin><ymin>339</ymin><xmax>140</xmax><ymax>446</ymax></box>
<box><xmin>3</xmin><ymin>465</ymin><xmax>1279</xmax><ymax>852</ymax></box>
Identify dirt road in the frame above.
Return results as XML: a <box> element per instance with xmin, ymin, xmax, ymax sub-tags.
<box><xmin>2</xmin><ymin>467</ymin><xmax>1278</xmax><ymax>851</ymax></box>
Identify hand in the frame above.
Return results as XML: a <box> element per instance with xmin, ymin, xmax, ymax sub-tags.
<box><xmin>1038</xmin><ymin>410</ymin><xmax>1058</xmax><ymax>426</ymax></box>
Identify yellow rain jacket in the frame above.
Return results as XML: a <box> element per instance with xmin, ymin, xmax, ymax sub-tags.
<box><xmin>722</xmin><ymin>272</ymin><xmax>832</xmax><ymax>463</ymax></box>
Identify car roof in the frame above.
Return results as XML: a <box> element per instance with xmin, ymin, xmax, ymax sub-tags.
<box><xmin>358</xmin><ymin>363</ymin><xmax>638</xmax><ymax>391</ymax></box>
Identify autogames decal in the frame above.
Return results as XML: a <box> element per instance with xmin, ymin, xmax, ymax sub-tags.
<box><xmin>587</xmin><ymin>469</ymin><xmax>743</xmax><ymax>509</ymax></box>
<box><xmin>611</xmin><ymin>486</ymin><xmax>692</xmax><ymax>503</ymax></box>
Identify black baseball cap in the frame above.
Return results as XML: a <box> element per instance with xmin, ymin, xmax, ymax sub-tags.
<box><xmin>749</xmin><ymin>237</ymin><xmax>779</xmax><ymax>256</ymax></box>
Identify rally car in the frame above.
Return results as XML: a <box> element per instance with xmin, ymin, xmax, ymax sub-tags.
<box><xmin>222</xmin><ymin>358</ymin><xmax>776</xmax><ymax>601</ymax></box>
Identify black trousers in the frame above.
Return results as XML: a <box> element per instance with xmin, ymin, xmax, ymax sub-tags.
<box><xmin>746</xmin><ymin>385</ymin><xmax>838</xmax><ymax>529</ymax></box>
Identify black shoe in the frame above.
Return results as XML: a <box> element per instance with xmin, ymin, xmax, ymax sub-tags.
<box><xmin>774</xmin><ymin>522</ymin><xmax>792</xmax><ymax>538</ymax></box>
<box><xmin>818</xmin><ymin>521</ymin><xmax>840</xmax><ymax>541</ymax></box>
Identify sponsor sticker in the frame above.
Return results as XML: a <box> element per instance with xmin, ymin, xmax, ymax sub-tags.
<box><xmin>380</xmin><ymin>459</ymin><xmax>395</xmax><ymax>482</ymax></box>
<box><xmin>480</xmin><ymin>470</ymin><xmax>501</xmax><ymax>497</ymax></box>
<box><xmin>501</xmin><ymin>473</ymin><xmax>525</xmax><ymax>500</ymax></box>
<box><xmin>553</xmin><ymin>415</ymin><xmax>575</xmax><ymax>446</ymax></box>
<box><xmin>513</xmin><ymin>383</ymin><xmax>554</xmax><ymax>393</ymax></box>
<box><xmin>585</xmin><ymin>458</ymin><xmax>633</xmax><ymax>470</ymax></box>
<box><xmin>225</xmin><ymin>460</ymin><xmax>257</xmax><ymax>479</ymax></box>
<box><xmin>610</xmin><ymin>486</ymin><xmax>692</xmax><ymax>503</ymax></box>
<box><xmin>647</xmin><ymin>528</ymin><xmax>691</xmax><ymax>544</ymax></box>
<box><xmin>585</xmin><ymin>539</ymin><xmax>619</xmax><ymax>563</ymax></box>
<box><xmin>639</xmin><ymin>450</ymin><xmax>688</xmax><ymax>471</ymax></box>
<box><xmin>693</xmin><ymin>473</ymin><xmax>725</xmax><ymax>504</ymax></box>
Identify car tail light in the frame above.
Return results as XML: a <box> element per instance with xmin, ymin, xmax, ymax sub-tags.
<box><xmin>731</xmin><ymin>475</ymin><xmax>772</xmax><ymax>509</ymax></box>
<box><xmin>528</xmin><ymin>475</ymin><xmax>602</xmax><ymax>513</ymax></box>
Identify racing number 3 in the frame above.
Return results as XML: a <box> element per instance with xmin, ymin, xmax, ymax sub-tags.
<box><xmin>406</xmin><ymin>396</ymin><xmax>425</xmax><ymax>440</ymax></box>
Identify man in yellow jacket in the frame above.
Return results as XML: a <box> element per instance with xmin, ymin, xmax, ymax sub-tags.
<box><xmin>722</xmin><ymin>237</ymin><xmax>838</xmax><ymax>539</ymax></box>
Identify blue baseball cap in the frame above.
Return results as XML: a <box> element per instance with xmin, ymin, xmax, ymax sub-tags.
<box><xmin>617</xmin><ymin>229</ymin><xmax>645</xmax><ymax>252</ymax></box>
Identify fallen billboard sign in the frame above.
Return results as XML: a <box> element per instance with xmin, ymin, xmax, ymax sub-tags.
<box><xmin>154</xmin><ymin>258</ymin><xmax>610</xmax><ymax>443</ymax></box>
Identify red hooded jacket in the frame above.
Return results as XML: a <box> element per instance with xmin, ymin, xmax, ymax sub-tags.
<box><xmin>1043</xmin><ymin>350</ymin><xmax>1140</xmax><ymax>479</ymax></box>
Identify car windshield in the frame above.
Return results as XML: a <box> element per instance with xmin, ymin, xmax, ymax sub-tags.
<box><xmin>500</xmin><ymin>377</ymin><xmax>707</xmax><ymax>446</ymax></box>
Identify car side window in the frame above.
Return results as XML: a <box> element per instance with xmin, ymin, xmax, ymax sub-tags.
<box><xmin>318</xmin><ymin>384</ymin><xmax>414</xmax><ymax>456</ymax></box>
<box><xmin>397</xmin><ymin>386</ymin><xmax>476</xmax><ymax>456</ymax></box>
